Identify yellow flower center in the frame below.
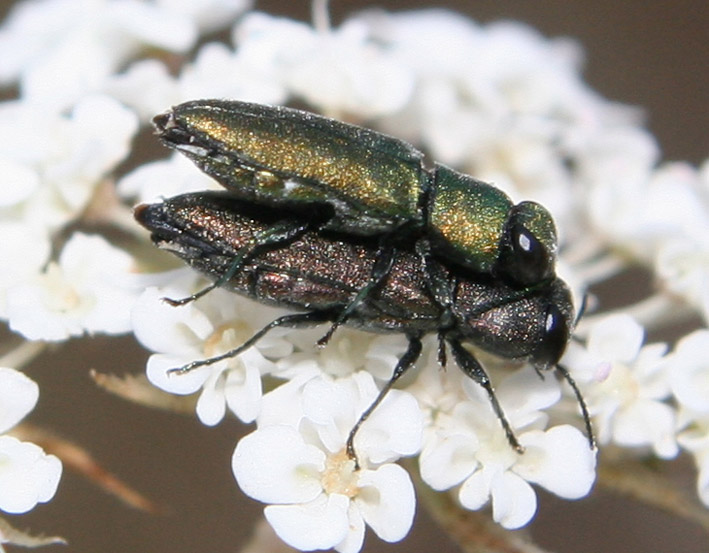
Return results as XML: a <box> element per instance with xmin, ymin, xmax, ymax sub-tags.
<box><xmin>321</xmin><ymin>448</ymin><xmax>360</xmax><ymax>498</ymax></box>
<box><xmin>204</xmin><ymin>320</ymin><xmax>254</xmax><ymax>358</ymax></box>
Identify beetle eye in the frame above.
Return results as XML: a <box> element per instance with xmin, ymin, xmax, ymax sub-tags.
<box><xmin>498</xmin><ymin>205</ymin><xmax>555</xmax><ymax>286</ymax></box>
<box><xmin>508</xmin><ymin>222</ymin><xmax>551</xmax><ymax>283</ymax></box>
<box><xmin>533</xmin><ymin>304</ymin><xmax>569</xmax><ymax>369</ymax></box>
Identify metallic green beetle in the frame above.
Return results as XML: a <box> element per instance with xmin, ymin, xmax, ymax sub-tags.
<box><xmin>153</xmin><ymin>100</ymin><xmax>559</xmax><ymax>288</ymax></box>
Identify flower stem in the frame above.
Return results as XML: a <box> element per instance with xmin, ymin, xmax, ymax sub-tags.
<box><xmin>598</xmin><ymin>453</ymin><xmax>709</xmax><ymax>534</ymax></box>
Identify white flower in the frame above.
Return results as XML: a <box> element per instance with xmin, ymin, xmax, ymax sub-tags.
<box><xmin>668</xmin><ymin>330</ymin><xmax>709</xmax><ymax>415</ymax></box>
<box><xmin>0</xmin><ymin>0</ymin><xmax>245</xmax><ymax>109</ymax></box>
<box><xmin>233</xmin><ymin>12</ymin><xmax>413</xmax><ymax>117</ymax></box>
<box><xmin>0</xmin><ymin>368</ymin><xmax>62</xmax><ymax>514</ymax></box>
<box><xmin>104</xmin><ymin>58</ymin><xmax>179</xmax><ymax>122</ymax></box>
<box><xmin>176</xmin><ymin>40</ymin><xmax>288</xmax><ymax>107</ymax></box>
<box><xmin>133</xmin><ymin>283</ymin><xmax>292</xmax><ymax>425</ymax></box>
<box><xmin>668</xmin><ymin>330</ymin><xmax>709</xmax><ymax>507</ymax></box>
<box><xmin>118</xmin><ymin>152</ymin><xmax>220</xmax><ymax>204</ymax></box>
<box><xmin>0</xmin><ymin>95</ymin><xmax>138</xmax><ymax>234</ymax></box>
<box><xmin>155</xmin><ymin>0</ymin><xmax>252</xmax><ymax>36</ymax></box>
<box><xmin>564</xmin><ymin>314</ymin><xmax>678</xmax><ymax>458</ymax></box>
<box><xmin>255</xmin><ymin>330</ymin><xmax>410</xmax><ymax>432</ymax></box>
<box><xmin>0</xmin><ymin>437</ymin><xmax>63</xmax><ymax>515</ymax></box>
<box><xmin>417</xmin><ymin>366</ymin><xmax>595</xmax><ymax>529</ymax></box>
<box><xmin>0</xmin><ymin>368</ymin><xmax>39</xmax><ymax>434</ymax></box>
<box><xmin>0</xmin><ymin>222</ymin><xmax>51</xmax><ymax>318</ymax></box>
<box><xmin>676</xmin><ymin>415</ymin><xmax>709</xmax><ymax>507</ymax></box>
<box><xmin>277</xmin><ymin>329</ymin><xmax>408</xmax><ymax>382</ymax></box>
<box><xmin>6</xmin><ymin>233</ymin><xmax>138</xmax><ymax>341</ymax></box>
<box><xmin>656</xmin><ymin>230</ymin><xmax>709</xmax><ymax>325</ymax></box>
<box><xmin>233</xmin><ymin>371</ymin><xmax>421</xmax><ymax>553</ymax></box>
<box><xmin>585</xmin><ymin>138</ymin><xmax>709</xmax><ymax>278</ymax></box>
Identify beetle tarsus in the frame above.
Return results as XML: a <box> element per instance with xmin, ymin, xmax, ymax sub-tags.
<box><xmin>168</xmin><ymin>310</ymin><xmax>334</xmax><ymax>376</ymax></box>
<box><xmin>162</xmin><ymin>282</ymin><xmax>218</xmax><ymax>306</ymax></box>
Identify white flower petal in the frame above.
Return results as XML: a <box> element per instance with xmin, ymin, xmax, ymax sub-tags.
<box><xmin>131</xmin><ymin>286</ymin><xmax>214</xmax><ymax>354</ymax></box>
<box><xmin>6</xmin><ymin>278</ymin><xmax>81</xmax><ymax>341</ymax></box>
<box><xmin>336</xmin><ymin>503</ymin><xmax>365</xmax><ymax>553</ymax></box>
<box><xmin>656</xmin><ymin>237</ymin><xmax>709</xmax><ymax>323</ymax></box>
<box><xmin>0</xmin><ymin>159</ymin><xmax>39</xmax><ymax>206</ymax></box>
<box><xmin>515</xmin><ymin>426</ymin><xmax>597</xmax><ymax>498</ymax></box>
<box><xmin>490</xmin><ymin>470</ymin><xmax>537</xmax><ymax>529</ymax></box>
<box><xmin>495</xmin><ymin>367</ymin><xmax>561</xmax><ymax>428</ymax></box>
<box><xmin>670</xmin><ymin>330</ymin><xmax>709</xmax><ymax>414</ymax></box>
<box><xmin>0</xmin><ymin>368</ymin><xmax>39</xmax><ymax>434</ymax></box>
<box><xmin>195</xmin><ymin>370</ymin><xmax>227</xmax><ymax>426</ymax></box>
<box><xmin>356</xmin><ymin>464</ymin><xmax>415</xmax><ymax>543</ymax></box>
<box><xmin>232</xmin><ymin>426</ymin><xmax>325</xmax><ymax>504</ymax></box>
<box><xmin>458</xmin><ymin>469</ymin><xmax>491</xmax><ymax>511</ymax></box>
<box><xmin>302</xmin><ymin>374</ymin><xmax>360</xmax><ymax>453</ymax></box>
<box><xmin>146</xmin><ymin>354</ymin><xmax>210</xmax><ymax>395</ymax></box>
<box><xmin>361</xmin><ymin>389</ymin><xmax>423</xmax><ymax>463</ymax></box>
<box><xmin>419</xmin><ymin>432</ymin><xmax>477</xmax><ymax>491</ymax></box>
<box><xmin>258</xmin><ymin>373</ymin><xmax>316</xmax><ymax>428</ymax></box>
<box><xmin>264</xmin><ymin>493</ymin><xmax>350</xmax><ymax>551</ymax></box>
<box><xmin>363</xmin><ymin>335</ymin><xmax>409</xmax><ymax>381</ymax></box>
<box><xmin>104</xmin><ymin>58</ymin><xmax>177</xmax><ymax>121</ymax></box>
<box><xmin>613</xmin><ymin>400</ymin><xmax>678</xmax><ymax>459</ymax></box>
<box><xmin>0</xmin><ymin>223</ymin><xmax>51</xmax><ymax>315</ymax></box>
<box><xmin>56</xmin><ymin>96</ymin><xmax>138</xmax><ymax>205</ymax></box>
<box><xmin>119</xmin><ymin>153</ymin><xmax>220</xmax><ymax>204</ymax></box>
<box><xmin>224</xmin><ymin>362</ymin><xmax>263</xmax><ymax>423</ymax></box>
<box><xmin>301</xmin><ymin>372</ymin><xmax>423</xmax><ymax>463</ymax></box>
<box><xmin>0</xmin><ymin>437</ymin><xmax>62</xmax><ymax>514</ymax></box>
<box><xmin>6</xmin><ymin>233</ymin><xmax>137</xmax><ymax>340</ymax></box>
<box><xmin>159</xmin><ymin>0</ymin><xmax>250</xmax><ymax>35</ymax></box>
<box><xmin>587</xmin><ymin>314</ymin><xmax>644</xmax><ymax>363</ymax></box>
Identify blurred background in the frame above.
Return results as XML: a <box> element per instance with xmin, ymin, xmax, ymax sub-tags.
<box><xmin>2</xmin><ymin>1</ymin><xmax>707</xmax><ymax>552</ymax></box>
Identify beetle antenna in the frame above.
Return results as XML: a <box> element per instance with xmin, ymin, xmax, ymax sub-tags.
<box><xmin>555</xmin><ymin>363</ymin><xmax>596</xmax><ymax>449</ymax></box>
<box><xmin>574</xmin><ymin>292</ymin><xmax>589</xmax><ymax>327</ymax></box>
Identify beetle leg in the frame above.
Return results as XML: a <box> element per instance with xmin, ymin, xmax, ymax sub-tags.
<box><xmin>556</xmin><ymin>364</ymin><xmax>596</xmax><ymax>449</ymax></box>
<box><xmin>447</xmin><ymin>338</ymin><xmax>525</xmax><ymax>453</ymax></box>
<box><xmin>437</xmin><ymin>332</ymin><xmax>448</xmax><ymax>369</ymax></box>
<box><xmin>168</xmin><ymin>310</ymin><xmax>334</xmax><ymax>375</ymax></box>
<box><xmin>416</xmin><ymin>240</ymin><xmax>456</xmax><ymax>324</ymax></box>
<box><xmin>316</xmin><ymin>244</ymin><xmax>395</xmax><ymax>346</ymax></box>
<box><xmin>346</xmin><ymin>335</ymin><xmax>423</xmax><ymax>470</ymax></box>
<box><xmin>163</xmin><ymin>218</ymin><xmax>314</xmax><ymax>306</ymax></box>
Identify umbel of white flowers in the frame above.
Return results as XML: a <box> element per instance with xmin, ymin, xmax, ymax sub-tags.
<box><xmin>0</xmin><ymin>1</ymin><xmax>707</xmax><ymax>552</ymax></box>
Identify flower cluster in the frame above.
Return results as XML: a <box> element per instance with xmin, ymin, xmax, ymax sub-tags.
<box><xmin>0</xmin><ymin>367</ymin><xmax>61</xmax><ymax>515</ymax></box>
<box><xmin>0</xmin><ymin>0</ymin><xmax>707</xmax><ymax>552</ymax></box>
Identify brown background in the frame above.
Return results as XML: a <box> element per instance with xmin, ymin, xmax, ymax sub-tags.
<box><xmin>1</xmin><ymin>1</ymin><xmax>707</xmax><ymax>552</ymax></box>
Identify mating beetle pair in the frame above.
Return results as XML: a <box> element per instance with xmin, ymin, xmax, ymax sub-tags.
<box><xmin>154</xmin><ymin>100</ymin><xmax>558</xmax><ymax>287</ymax></box>
<box><xmin>140</xmin><ymin>100</ymin><xmax>593</xmax><ymax>465</ymax></box>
